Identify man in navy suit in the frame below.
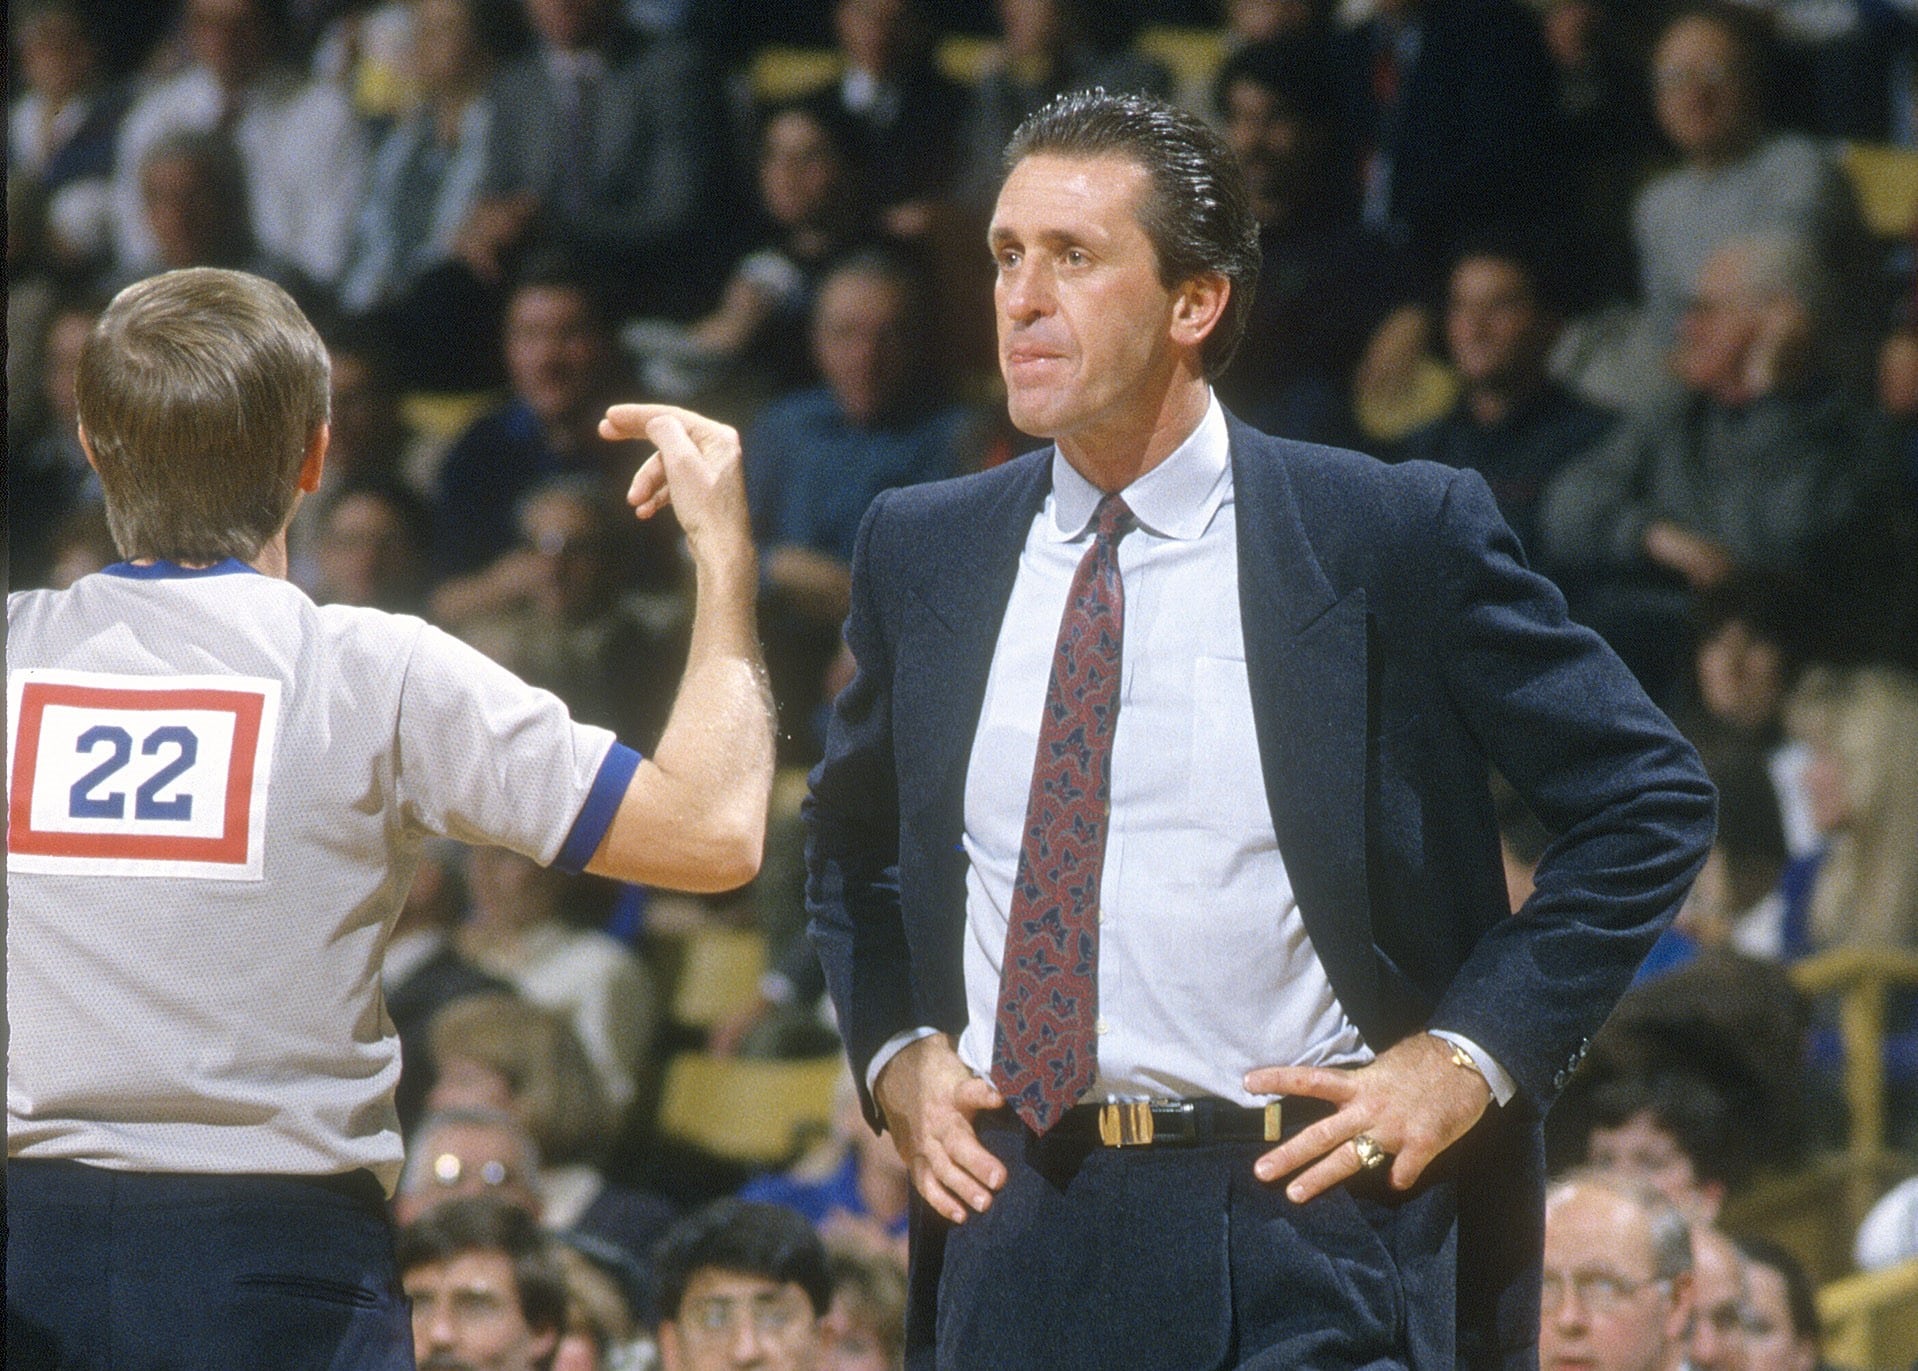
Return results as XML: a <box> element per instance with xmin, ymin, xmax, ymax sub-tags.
<box><xmin>806</xmin><ymin>91</ymin><xmax>1713</xmax><ymax>1370</ymax></box>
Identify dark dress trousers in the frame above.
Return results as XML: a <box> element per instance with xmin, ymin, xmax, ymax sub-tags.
<box><xmin>805</xmin><ymin>414</ymin><xmax>1715</xmax><ymax>1369</ymax></box>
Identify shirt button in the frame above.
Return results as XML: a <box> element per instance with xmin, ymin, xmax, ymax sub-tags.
<box><xmin>1096</xmin><ymin>1018</ymin><xmax>1111</xmax><ymax>1035</ymax></box>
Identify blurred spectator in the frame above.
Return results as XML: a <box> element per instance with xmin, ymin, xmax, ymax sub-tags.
<box><xmin>1329</xmin><ymin>0</ymin><xmax>1568</xmax><ymax>289</ymax></box>
<box><xmin>653</xmin><ymin>1200</ymin><xmax>829</xmax><ymax>1371</ymax></box>
<box><xmin>1534</xmin><ymin>0</ymin><xmax>1662</xmax><ymax>308</ymax></box>
<box><xmin>1539</xmin><ymin>232</ymin><xmax>1895</xmax><ymax>701</ymax></box>
<box><xmin>1574</xmin><ymin>1068</ymin><xmax>1743</xmax><ymax>1222</ymax></box>
<box><xmin>456</xmin><ymin>845</ymin><xmax>658</xmax><ymax>1115</ymax></box>
<box><xmin>42</xmin><ymin>503</ymin><xmax>120</xmax><ymax>590</ymax></box>
<box><xmin>959</xmin><ymin>0</ymin><xmax>1172</xmax><ymax>209</ymax></box>
<box><xmin>308</xmin><ymin>481</ymin><xmax>435</xmax><ymax>612</ymax></box>
<box><xmin>119</xmin><ymin>130</ymin><xmax>318</xmax><ymax>307</ymax></box>
<box><xmin>1854</xmin><ymin>1174</ymin><xmax>1918</xmax><ymax>1271</ymax></box>
<box><xmin>739</xmin><ymin>1072</ymin><xmax>910</xmax><ymax>1262</ymax></box>
<box><xmin>9</xmin><ymin>2</ymin><xmax>128</xmax><ymax>269</ymax></box>
<box><xmin>1210</xmin><ymin>36</ymin><xmax>1412</xmax><ymax>445</ymax></box>
<box><xmin>111</xmin><ymin>0</ymin><xmax>367</xmax><ymax>286</ymax></box>
<box><xmin>1630</xmin><ymin>4</ymin><xmax>1875</xmax><ymax>396</ymax></box>
<box><xmin>744</xmin><ymin>248</ymin><xmax>985</xmax><ymax>759</ymax></box>
<box><xmin>462</xmin><ymin>0</ymin><xmax>730</xmax><ymax>317</ymax></box>
<box><xmin>1689</xmin><ymin>1224</ymin><xmax>1750</xmax><ymax>1371</ymax></box>
<box><xmin>1689</xmin><ymin>573</ymin><xmax>1821</xmax><ymax>856</ymax></box>
<box><xmin>1683</xmin><ymin>743</ymin><xmax>1792</xmax><ymax>958</ymax></box>
<box><xmin>8</xmin><ymin>180</ymin><xmax>61</xmax><ymax>454</ymax></box>
<box><xmin>1539</xmin><ymin>1172</ymin><xmax>1695</xmax><ymax>1371</ymax></box>
<box><xmin>425</xmin><ymin>995</ymin><xmax>679</xmax><ymax>1276</ymax></box>
<box><xmin>823</xmin><ymin>0</ymin><xmax>969</xmax><ymax>241</ymax></box>
<box><xmin>625</xmin><ymin>96</ymin><xmax>873</xmax><ymax>405</ymax></box>
<box><xmin>426</xmin><ymin>993</ymin><xmax>614</xmax><ymax>1171</ymax></box>
<box><xmin>332</xmin><ymin>314</ymin><xmax>411</xmax><ymax>464</ymax></box>
<box><xmin>7</xmin><ymin>293</ymin><xmax>102</xmax><ymax>590</ymax></box>
<box><xmin>339</xmin><ymin>0</ymin><xmax>511</xmax><ymax>316</ymax></box>
<box><xmin>398</xmin><ymin>1106</ymin><xmax>548</xmax><ymax>1227</ymax></box>
<box><xmin>551</xmin><ymin>1242</ymin><xmax>643</xmax><ymax>1371</ymax></box>
<box><xmin>383</xmin><ymin>841</ymin><xmax>509</xmax><ymax>1132</ymax></box>
<box><xmin>1785</xmin><ymin>664</ymin><xmax>1918</xmax><ymax>953</ymax></box>
<box><xmin>432</xmin><ymin>266</ymin><xmax>673</xmax><ymax>582</ymax></box>
<box><xmin>1734</xmin><ymin>1236</ymin><xmax>1822</xmax><ymax>1371</ymax></box>
<box><xmin>435</xmin><ymin>476</ymin><xmax>687</xmax><ymax>745</ymax></box>
<box><xmin>398</xmin><ymin>1194</ymin><xmax>569</xmax><ymax>1371</ymax></box>
<box><xmin>818</xmin><ymin>1239</ymin><xmax>907</xmax><ymax>1371</ymax></box>
<box><xmin>1397</xmin><ymin>242</ymin><xmax>1615</xmax><ymax>555</ymax></box>
<box><xmin>1224</xmin><ymin>0</ymin><xmax>1324</xmax><ymax>48</ymax></box>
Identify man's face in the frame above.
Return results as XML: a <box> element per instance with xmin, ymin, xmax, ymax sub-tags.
<box><xmin>1696</xmin><ymin>620</ymin><xmax>1785</xmax><ymax>732</ymax></box>
<box><xmin>406</xmin><ymin>1250</ymin><xmax>557</xmax><ymax>1371</ymax></box>
<box><xmin>1221</xmin><ymin>80</ymin><xmax>1312</xmax><ymax>222</ymax></box>
<box><xmin>1446</xmin><ymin>256</ymin><xmax>1550</xmax><ymax>392</ymax></box>
<box><xmin>522</xmin><ymin>0</ymin><xmax>606</xmax><ymax>51</ymax></box>
<box><xmin>1690</xmin><ymin>1228</ymin><xmax>1750</xmax><ymax>1371</ymax></box>
<box><xmin>1741</xmin><ymin>1261</ymin><xmax>1815</xmax><ymax>1371</ymax></box>
<box><xmin>1673</xmin><ymin>248</ymin><xmax>1760</xmax><ymax>402</ymax></box>
<box><xmin>20</xmin><ymin>10</ymin><xmax>97</xmax><ymax>104</ymax></box>
<box><xmin>186</xmin><ymin>0</ymin><xmax>266</xmax><ymax>89</ymax></box>
<box><xmin>659</xmin><ymin>1269</ymin><xmax>821</xmax><ymax>1371</ymax></box>
<box><xmin>142</xmin><ymin>155</ymin><xmax>229</xmax><ymax>268</ymax></box>
<box><xmin>395</xmin><ymin>1121</ymin><xmax>541</xmax><ymax>1227</ymax></box>
<box><xmin>833</xmin><ymin>0</ymin><xmax>907</xmax><ymax>75</ymax></box>
<box><xmin>991</xmin><ymin>153</ymin><xmax>1188</xmax><ymax>450</ymax></box>
<box><xmin>316</xmin><ymin>492</ymin><xmax>419</xmax><ymax>608</ymax></box>
<box><xmin>812</xmin><ymin>270</ymin><xmax>913</xmax><ymax>427</ymax></box>
<box><xmin>1587</xmin><ymin>1111</ymin><xmax>1717</xmax><ymax>1222</ymax></box>
<box><xmin>759</xmin><ymin>111</ymin><xmax>844</xmax><ymax>231</ymax></box>
<box><xmin>1540</xmin><ymin>1186</ymin><xmax>1689</xmax><ymax>1371</ymax></box>
<box><xmin>504</xmin><ymin>287</ymin><xmax>610</xmax><ymax>425</ymax></box>
<box><xmin>1653</xmin><ymin>17</ymin><xmax>1754</xmax><ymax>162</ymax></box>
<box><xmin>518</xmin><ymin>489</ymin><xmax>607</xmax><ymax>617</ymax></box>
<box><xmin>414</xmin><ymin>0</ymin><xmax>482</xmax><ymax>94</ymax></box>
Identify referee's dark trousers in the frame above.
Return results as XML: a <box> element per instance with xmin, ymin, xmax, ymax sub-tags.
<box><xmin>6</xmin><ymin>1159</ymin><xmax>414</xmax><ymax>1370</ymax></box>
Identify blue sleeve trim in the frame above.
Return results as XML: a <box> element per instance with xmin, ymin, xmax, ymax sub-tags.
<box><xmin>552</xmin><ymin>743</ymin><xmax>642</xmax><ymax>874</ymax></box>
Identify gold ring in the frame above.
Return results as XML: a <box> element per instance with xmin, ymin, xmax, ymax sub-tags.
<box><xmin>1352</xmin><ymin>1133</ymin><xmax>1388</xmax><ymax>1170</ymax></box>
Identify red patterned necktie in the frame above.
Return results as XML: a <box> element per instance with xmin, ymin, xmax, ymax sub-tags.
<box><xmin>991</xmin><ymin>493</ymin><xmax>1133</xmax><ymax>1134</ymax></box>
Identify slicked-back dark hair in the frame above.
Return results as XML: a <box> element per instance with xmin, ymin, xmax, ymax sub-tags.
<box><xmin>1002</xmin><ymin>89</ymin><xmax>1261</xmax><ymax>377</ymax></box>
<box><xmin>653</xmin><ymin>1200</ymin><xmax>831</xmax><ymax>1321</ymax></box>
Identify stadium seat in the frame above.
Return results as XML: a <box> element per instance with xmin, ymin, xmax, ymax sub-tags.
<box><xmin>653</xmin><ymin>1052</ymin><xmax>842</xmax><ymax>1166</ymax></box>
<box><xmin>1841</xmin><ymin>141</ymin><xmax>1918</xmax><ymax>240</ymax></box>
<box><xmin>1819</xmin><ymin>1256</ymin><xmax>1918</xmax><ymax>1370</ymax></box>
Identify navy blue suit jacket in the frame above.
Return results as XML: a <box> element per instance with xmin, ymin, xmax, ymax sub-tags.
<box><xmin>806</xmin><ymin>414</ymin><xmax>1714</xmax><ymax>1364</ymax></box>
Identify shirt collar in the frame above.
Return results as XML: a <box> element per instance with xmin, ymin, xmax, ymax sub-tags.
<box><xmin>102</xmin><ymin>558</ymin><xmax>259</xmax><ymax>580</ymax></box>
<box><xmin>1045</xmin><ymin>391</ymin><xmax>1231</xmax><ymax>543</ymax></box>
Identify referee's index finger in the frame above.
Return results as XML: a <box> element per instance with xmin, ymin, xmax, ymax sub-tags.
<box><xmin>600</xmin><ymin>402</ymin><xmax>726</xmax><ymax>443</ymax></box>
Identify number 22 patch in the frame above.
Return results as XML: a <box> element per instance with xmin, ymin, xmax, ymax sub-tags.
<box><xmin>8</xmin><ymin>670</ymin><xmax>282</xmax><ymax>880</ymax></box>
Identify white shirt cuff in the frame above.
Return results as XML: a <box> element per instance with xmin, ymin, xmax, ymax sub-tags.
<box><xmin>1428</xmin><ymin>1030</ymin><xmax>1516</xmax><ymax>1107</ymax></box>
<box><xmin>866</xmin><ymin>1026</ymin><xmax>943</xmax><ymax>1099</ymax></box>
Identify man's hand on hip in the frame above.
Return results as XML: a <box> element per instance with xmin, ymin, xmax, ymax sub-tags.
<box><xmin>1244</xmin><ymin>1032</ymin><xmax>1492</xmax><ymax>1204</ymax></box>
<box><xmin>873</xmin><ymin>1034</ymin><xmax>1006</xmax><ymax>1224</ymax></box>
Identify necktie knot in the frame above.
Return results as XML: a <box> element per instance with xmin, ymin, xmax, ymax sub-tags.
<box><xmin>1094</xmin><ymin>494</ymin><xmax>1133</xmax><ymax>545</ymax></box>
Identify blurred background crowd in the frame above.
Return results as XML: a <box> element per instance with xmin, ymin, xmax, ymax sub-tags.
<box><xmin>8</xmin><ymin>0</ymin><xmax>1918</xmax><ymax>1366</ymax></box>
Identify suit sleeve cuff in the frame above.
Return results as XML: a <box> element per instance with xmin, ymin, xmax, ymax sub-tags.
<box><xmin>866</xmin><ymin>1026</ymin><xmax>942</xmax><ymax>1099</ymax></box>
<box><xmin>1428</xmin><ymin>1030</ymin><xmax>1516</xmax><ymax>1107</ymax></box>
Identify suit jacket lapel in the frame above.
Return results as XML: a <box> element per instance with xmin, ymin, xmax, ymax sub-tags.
<box><xmin>1230</xmin><ymin>418</ymin><xmax>1382</xmax><ymax>1039</ymax></box>
<box><xmin>895</xmin><ymin>453</ymin><xmax>1052</xmax><ymax>836</ymax></box>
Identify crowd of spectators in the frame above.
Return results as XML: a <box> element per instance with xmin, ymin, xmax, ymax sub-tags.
<box><xmin>11</xmin><ymin>0</ymin><xmax>1918</xmax><ymax>1364</ymax></box>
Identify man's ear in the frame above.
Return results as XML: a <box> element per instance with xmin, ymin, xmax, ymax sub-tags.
<box><xmin>1170</xmin><ymin>274</ymin><xmax>1231</xmax><ymax>352</ymax></box>
<box><xmin>298</xmin><ymin>422</ymin><xmax>329</xmax><ymax>494</ymax></box>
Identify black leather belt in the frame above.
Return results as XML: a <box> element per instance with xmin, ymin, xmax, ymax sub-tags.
<box><xmin>1002</xmin><ymin>1095</ymin><xmax>1338</xmax><ymax>1148</ymax></box>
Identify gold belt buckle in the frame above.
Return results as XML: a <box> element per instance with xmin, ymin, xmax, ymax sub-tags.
<box><xmin>1098</xmin><ymin>1100</ymin><xmax>1154</xmax><ymax>1147</ymax></box>
<box><xmin>1264</xmin><ymin>1100</ymin><xmax>1283</xmax><ymax>1142</ymax></box>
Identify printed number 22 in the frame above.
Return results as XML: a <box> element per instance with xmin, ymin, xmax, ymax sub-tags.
<box><xmin>68</xmin><ymin>724</ymin><xmax>199</xmax><ymax>821</ymax></box>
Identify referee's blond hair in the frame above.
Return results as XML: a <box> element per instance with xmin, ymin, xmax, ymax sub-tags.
<box><xmin>77</xmin><ymin>267</ymin><xmax>329</xmax><ymax>563</ymax></box>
